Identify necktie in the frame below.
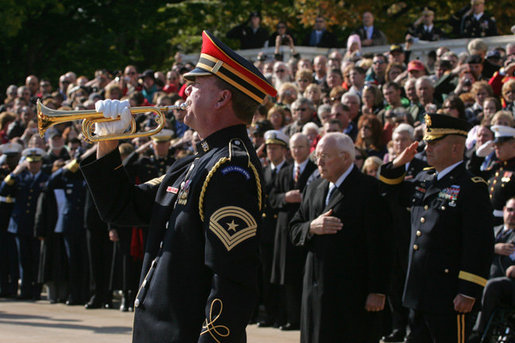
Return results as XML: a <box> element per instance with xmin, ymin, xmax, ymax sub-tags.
<box><xmin>496</xmin><ymin>229</ymin><xmax>512</xmax><ymax>242</ymax></box>
<box><xmin>325</xmin><ymin>184</ymin><xmax>336</xmax><ymax>206</ymax></box>
<box><xmin>294</xmin><ymin>165</ymin><xmax>300</xmax><ymax>184</ymax></box>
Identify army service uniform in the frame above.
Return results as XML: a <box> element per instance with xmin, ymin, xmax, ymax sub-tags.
<box><xmin>81</xmin><ymin>125</ymin><xmax>263</xmax><ymax>342</ymax></box>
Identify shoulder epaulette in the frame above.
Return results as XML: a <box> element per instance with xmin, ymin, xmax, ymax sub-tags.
<box><xmin>471</xmin><ymin>176</ymin><xmax>487</xmax><ymax>185</ymax></box>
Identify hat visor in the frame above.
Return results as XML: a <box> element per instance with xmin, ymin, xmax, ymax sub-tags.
<box><xmin>494</xmin><ymin>136</ymin><xmax>514</xmax><ymax>144</ymax></box>
<box><xmin>26</xmin><ymin>156</ymin><xmax>42</xmax><ymax>162</ymax></box>
<box><xmin>183</xmin><ymin>67</ymin><xmax>214</xmax><ymax>81</ymax></box>
<box><xmin>265</xmin><ymin>139</ymin><xmax>287</xmax><ymax>147</ymax></box>
<box><xmin>423</xmin><ymin>133</ymin><xmax>447</xmax><ymax>142</ymax></box>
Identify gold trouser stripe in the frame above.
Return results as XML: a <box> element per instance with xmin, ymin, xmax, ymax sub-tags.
<box><xmin>456</xmin><ymin>314</ymin><xmax>465</xmax><ymax>343</ymax></box>
<box><xmin>378</xmin><ymin>173</ymin><xmax>405</xmax><ymax>185</ymax></box>
<box><xmin>458</xmin><ymin>270</ymin><xmax>487</xmax><ymax>287</ymax></box>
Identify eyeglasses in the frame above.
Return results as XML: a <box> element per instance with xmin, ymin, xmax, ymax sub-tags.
<box><xmin>506</xmin><ymin>207</ymin><xmax>515</xmax><ymax>212</ymax></box>
<box><xmin>373</xmin><ymin>61</ymin><xmax>385</xmax><ymax>65</ymax></box>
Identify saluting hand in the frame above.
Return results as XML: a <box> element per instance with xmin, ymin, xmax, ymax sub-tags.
<box><xmin>453</xmin><ymin>294</ymin><xmax>475</xmax><ymax>313</ymax></box>
<box><xmin>309</xmin><ymin>209</ymin><xmax>343</xmax><ymax>235</ymax></box>
<box><xmin>392</xmin><ymin>141</ymin><xmax>418</xmax><ymax>168</ymax></box>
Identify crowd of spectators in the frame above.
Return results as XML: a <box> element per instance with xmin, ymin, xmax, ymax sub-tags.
<box><xmin>0</xmin><ymin>3</ymin><xmax>514</xmax><ymax>341</ymax></box>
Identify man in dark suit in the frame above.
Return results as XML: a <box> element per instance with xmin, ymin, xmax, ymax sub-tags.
<box><xmin>469</xmin><ymin>197</ymin><xmax>515</xmax><ymax>341</ymax></box>
<box><xmin>352</xmin><ymin>11</ymin><xmax>387</xmax><ymax>47</ymax></box>
<box><xmin>257</xmin><ymin>130</ymin><xmax>290</xmax><ymax>328</ymax></box>
<box><xmin>303</xmin><ymin>16</ymin><xmax>337</xmax><ymax>48</ymax></box>
<box><xmin>270</xmin><ymin>132</ymin><xmax>317</xmax><ymax>330</ymax></box>
<box><xmin>290</xmin><ymin>132</ymin><xmax>392</xmax><ymax>342</ymax></box>
<box><xmin>226</xmin><ymin>11</ymin><xmax>269</xmax><ymax>49</ymax></box>
<box><xmin>379</xmin><ymin>114</ymin><xmax>494</xmax><ymax>342</ymax></box>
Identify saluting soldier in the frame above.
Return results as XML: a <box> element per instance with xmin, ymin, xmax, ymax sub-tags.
<box><xmin>46</xmin><ymin>158</ymin><xmax>88</xmax><ymax>305</ymax></box>
<box><xmin>468</xmin><ymin>125</ymin><xmax>515</xmax><ymax>226</ymax></box>
<box><xmin>0</xmin><ymin>148</ymin><xmax>49</xmax><ymax>300</ymax></box>
<box><xmin>79</xmin><ymin>30</ymin><xmax>277</xmax><ymax>342</ymax></box>
<box><xmin>459</xmin><ymin>0</ymin><xmax>498</xmax><ymax>38</ymax></box>
<box><xmin>257</xmin><ymin>130</ymin><xmax>289</xmax><ymax>328</ymax></box>
<box><xmin>138</xmin><ymin>129</ymin><xmax>176</xmax><ymax>178</ymax></box>
<box><xmin>379</xmin><ymin>114</ymin><xmax>494</xmax><ymax>342</ymax></box>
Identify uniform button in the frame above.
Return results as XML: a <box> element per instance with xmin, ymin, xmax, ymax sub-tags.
<box><xmin>262</xmin><ymin>213</ymin><xmax>267</xmax><ymax>218</ymax></box>
<box><xmin>413</xmin><ymin>244</ymin><xmax>419</xmax><ymax>251</ymax></box>
<box><xmin>134</xmin><ymin>299</ymin><xmax>140</xmax><ymax>307</ymax></box>
<box><xmin>441</xmin><ymin>206</ymin><xmax>446</xmax><ymax>211</ymax></box>
<box><xmin>420</xmin><ymin>217</ymin><xmax>425</xmax><ymax>223</ymax></box>
<box><xmin>444</xmin><ymin>269</ymin><xmax>449</xmax><ymax>273</ymax></box>
<box><xmin>490</xmin><ymin>195</ymin><xmax>493</xmax><ymax>199</ymax></box>
<box><xmin>493</xmin><ymin>180</ymin><xmax>497</xmax><ymax>184</ymax></box>
<box><xmin>274</xmin><ymin>214</ymin><xmax>278</xmax><ymax>219</ymax></box>
<box><xmin>424</xmin><ymin>205</ymin><xmax>429</xmax><ymax>210</ymax></box>
<box><xmin>495</xmin><ymin>172</ymin><xmax>499</xmax><ymax>177</ymax></box>
<box><xmin>416</xmin><ymin>230</ymin><xmax>422</xmax><ymax>237</ymax></box>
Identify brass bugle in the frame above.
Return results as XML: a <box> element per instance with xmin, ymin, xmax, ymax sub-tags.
<box><xmin>37</xmin><ymin>99</ymin><xmax>188</xmax><ymax>143</ymax></box>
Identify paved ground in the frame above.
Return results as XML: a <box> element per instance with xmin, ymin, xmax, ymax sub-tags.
<box><xmin>0</xmin><ymin>298</ymin><xmax>299</xmax><ymax>343</ymax></box>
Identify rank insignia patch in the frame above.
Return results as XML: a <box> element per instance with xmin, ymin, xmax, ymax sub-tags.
<box><xmin>209</xmin><ymin>206</ymin><xmax>257</xmax><ymax>251</ymax></box>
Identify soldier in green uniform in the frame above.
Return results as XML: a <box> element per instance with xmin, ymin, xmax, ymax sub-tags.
<box><xmin>379</xmin><ymin>114</ymin><xmax>494</xmax><ymax>342</ymax></box>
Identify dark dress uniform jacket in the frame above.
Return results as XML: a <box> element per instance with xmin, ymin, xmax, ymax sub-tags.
<box><xmin>1</xmin><ymin>170</ymin><xmax>49</xmax><ymax>236</ymax></box>
<box><xmin>290</xmin><ymin>166</ymin><xmax>392</xmax><ymax>343</ymax></box>
<box><xmin>379</xmin><ymin>162</ymin><xmax>494</xmax><ymax>313</ymax></box>
<box><xmin>269</xmin><ymin>160</ymin><xmax>317</xmax><ymax>284</ymax></box>
<box><xmin>81</xmin><ymin>125</ymin><xmax>263</xmax><ymax>343</ymax></box>
<box><xmin>468</xmin><ymin>155</ymin><xmax>515</xmax><ymax>226</ymax></box>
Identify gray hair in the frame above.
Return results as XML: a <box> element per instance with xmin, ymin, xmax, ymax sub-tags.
<box><xmin>320</xmin><ymin>132</ymin><xmax>355</xmax><ymax>161</ymax></box>
<box><xmin>317</xmin><ymin>104</ymin><xmax>332</xmax><ymax>120</ymax></box>
<box><xmin>292</xmin><ymin>97</ymin><xmax>316</xmax><ymax>113</ymax></box>
<box><xmin>416</xmin><ymin>76</ymin><xmax>434</xmax><ymax>89</ymax></box>
<box><xmin>302</xmin><ymin>122</ymin><xmax>320</xmax><ymax>135</ymax></box>
<box><xmin>393</xmin><ymin>123</ymin><xmax>414</xmax><ymax>140</ymax></box>
<box><xmin>341</xmin><ymin>92</ymin><xmax>361</xmax><ymax>106</ymax></box>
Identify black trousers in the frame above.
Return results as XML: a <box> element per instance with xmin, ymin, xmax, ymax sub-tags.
<box><xmin>406</xmin><ymin>309</ymin><xmax>471</xmax><ymax>343</ymax></box>
<box><xmin>86</xmin><ymin>228</ymin><xmax>112</xmax><ymax>303</ymax></box>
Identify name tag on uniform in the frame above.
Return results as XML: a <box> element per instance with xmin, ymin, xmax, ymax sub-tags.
<box><xmin>167</xmin><ymin>186</ymin><xmax>179</xmax><ymax>194</ymax></box>
<box><xmin>502</xmin><ymin>171</ymin><xmax>512</xmax><ymax>183</ymax></box>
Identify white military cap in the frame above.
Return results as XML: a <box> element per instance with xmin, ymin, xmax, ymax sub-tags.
<box><xmin>22</xmin><ymin>148</ymin><xmax>46</xmax><ymax>162</ymax></box>
<box><xmin>491</xmin><ymin>125</ymin><xmax>515</xmax><ymax>144</ymax></box>
<box><xmin>264</xmin><ymin>130</ymin><xmax>289</xmax><ymax>147</ymax></box>
<box><xmin>0</xmin><ymin>142</ymin><xmax>23</xmax><ymax>155</ymax></box>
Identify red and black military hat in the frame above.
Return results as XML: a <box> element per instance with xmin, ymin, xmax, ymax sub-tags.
<box><xmin>184</xmin><ymin>30</ymin><xmax>277</xmax><ymax>104</ymax></box>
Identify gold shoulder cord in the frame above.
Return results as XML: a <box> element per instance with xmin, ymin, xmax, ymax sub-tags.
<box><xmin>199</xmin><ymin>139</ymin><xmax>262</xmax><ymax>222</ymax></box>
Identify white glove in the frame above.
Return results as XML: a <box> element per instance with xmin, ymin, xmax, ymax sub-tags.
<box><xmin>476</xmin><ymin>140</ymin><xmax>495</xmax><ymax>157</ymax></box>
<box><xmin>93</xmin><ymin>99</ymin><xmax>132</xmax><ymax>136</ymax></box>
